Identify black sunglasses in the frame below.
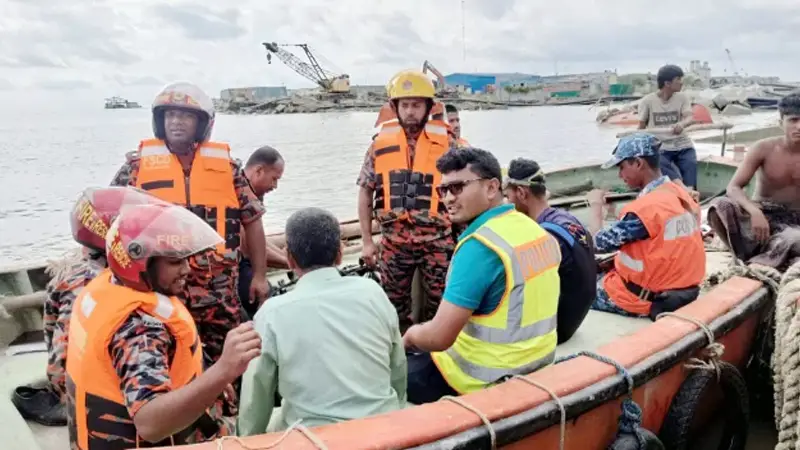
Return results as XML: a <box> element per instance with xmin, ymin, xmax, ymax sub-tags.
<box><xmin>436</xmin><ymin>178</ymin><xmax>486</xmax><ymax>197</ymax></box>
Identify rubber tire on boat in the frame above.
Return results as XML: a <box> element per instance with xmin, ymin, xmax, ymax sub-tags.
<box><xmin>658</xmin><ymin>361</ymin><xmax>749</xmax><ymax>450</ymax></box>
<box><xmin>608</xmin><ymin>428</ymin><xmax>665</xmax><ymax>450</ymax></box>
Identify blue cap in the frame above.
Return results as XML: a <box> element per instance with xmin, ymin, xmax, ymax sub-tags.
<box><xmin>601</xmin><ymin>133</ymin><xmax>662</xmax><ymax>169</ymax></box>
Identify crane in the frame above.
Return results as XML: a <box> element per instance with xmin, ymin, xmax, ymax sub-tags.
<box><xmin>421</xmin><ymin>60</ymin><xmax>458</xmax><ymax>98</ymax></box>
<box><xmin>262</xmin><ymin>42</ymin><xmax>351</xmax><ymax>94</ymax></box>
<box><xmin>724</xmin><ymin>48</ymin><xmax>740</xmax><ymax>77</ymax></box>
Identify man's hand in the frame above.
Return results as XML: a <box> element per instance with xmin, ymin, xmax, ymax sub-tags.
<box><xmin>361</xmin><ymin>239</ymin><xmax>379</xmax><ymax>268</ymax></box>
<box><xmin>749</xmin><ymin>209</ymin><xmax>770</xmax><ymax>243</ymax></box>
<box><xmin>672</xmin><ymin>124</ymin><xmax>684</xmax><ymax>134</ymax></box>
<box><xmin>249</xmin><ymin>276</ymin><xmax>270</xmax><ymax>306</ymax></box>
<box><xmin>402</xmin><ymin>325</ymin><xmax>421</xmax><ymax>351</ymax></box>
<box><xmin>218</xmin><ymin>322</ymin><xmax>262</xmax><ymax>381</ymax></box>
<box><xmin>587</xmin><ymin>189</ymin><xmax>607</xmax><ymax>206</ymax></box>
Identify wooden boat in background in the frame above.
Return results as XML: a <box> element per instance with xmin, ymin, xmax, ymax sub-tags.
<box><xmin>0</xmin><ymin>151</ymin><xmax>770</xmax><ymax>449</ymax></box>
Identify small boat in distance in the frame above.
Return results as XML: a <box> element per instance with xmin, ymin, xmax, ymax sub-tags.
<box><xmin>104</xmin><ymin>96</ymin><xmax>142</xmax><ymax>109</ymax></box>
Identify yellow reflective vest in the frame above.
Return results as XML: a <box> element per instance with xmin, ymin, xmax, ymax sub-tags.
<box><xmin>432</xmin><ymin>209</ymin><xmax>561</xmax><ymax>394</ymax></box>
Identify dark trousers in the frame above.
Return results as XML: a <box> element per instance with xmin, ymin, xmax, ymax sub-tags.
<box><xmin>407</xmin><ymin>352</ymin><xmax>457</xmax><ymax>404</ymax></box>
<box><xmin>238</xmin><ymin>257</ymin><xmax>257</xmax><ymax>320</ymax></box>
<box><xmin>661</xmin><ymin>147</ymin><xmax>697</xmax><ymax>188</ymax></box>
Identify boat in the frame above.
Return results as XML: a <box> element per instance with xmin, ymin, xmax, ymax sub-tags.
<box><xmin>104</xmin><ymin>97</ymin><xmax>142</xmax><ymax>109</ymax></box>
<box><xmin>598</xmin><ymin>103</ymin><xmax>714</xmax><ymax>127</ymax></box>
<box><xmin>0</xmin><ymin>152</ymin><xmax>773</xmax><ymax>449</ymax></box>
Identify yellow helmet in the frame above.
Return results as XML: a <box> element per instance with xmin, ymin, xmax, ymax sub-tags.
<box><xmin>387</xmin><ymin>70</ymin><xmax>435</xmax><ymax>100</ymax></box>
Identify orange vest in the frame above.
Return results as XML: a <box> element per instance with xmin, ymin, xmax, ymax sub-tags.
<box><xmin>65</xmin><ymin>269</ymin><xmax>205</xmax><ymax>449</ymax></box>
<box><xmin>602</xmin><ymin>182</ymin><xmax>705</xmax><ymax>315</ymax></box>
<box><xmin>372</xmin><ymin>120</ymin><xmax>450</xmax><ymax>223</ymax></box>
<box><xmin>134</xmin><ymin>138</ymin><xmax>239</xmax><ymax>256</ymax></box>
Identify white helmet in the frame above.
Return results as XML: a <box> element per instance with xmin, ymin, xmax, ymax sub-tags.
<box><xmin>151</xmin><ymin>81</ymin><xmax>215</xmax><ymax>143</ymax></box>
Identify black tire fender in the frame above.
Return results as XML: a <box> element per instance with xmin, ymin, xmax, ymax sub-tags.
<box><xmin>608</xmin><ymin>428</ymin><xmax>665</xmax><ymax>450</ymax></box>
<box><xmin>658</xmin><ymin>361</ymin><xmax>749</xmax><ymax>450</ymax></box>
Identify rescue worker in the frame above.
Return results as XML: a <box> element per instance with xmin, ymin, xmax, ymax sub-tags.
<box><xmin>503</xmin><ymin>158</ymin><xmax>596</xmax><ymax>343</ymax></box>
<box><xmin>13</xmin><ymin>186</ymin><xmax>169</xmax><ymax>426</ymax></box>
<box><xmin>403</xmin><ymin>148</ymin><xmax>560</xmax><ymax>403</ymax></box>
<box><xmin>239</xmin><ymin>145</ymin><xmax>288</xmax><ymax>319</ymax></box>
<box><xmin>445</xmin><ymin>104</ymin><xmax>470</xmax><ymax>147</ymax></box>
<box><xmin>588</xmin><ymin>133</ymin><xmax>705</xmax><ymax>320</ymax></box>
<box><xmin>109</xmin><ymin>81</ymin><xmax>269</xmax><ymax>371</ymax></box>
<box><xmin>357</xmin><ymin>70</ymin><xmax>455</xmax><ymax>332</ymax></box>
<box><xmin>65</xmin><ymin>202</ymin><xmax>261</xmax><ymax>449</ymax></box>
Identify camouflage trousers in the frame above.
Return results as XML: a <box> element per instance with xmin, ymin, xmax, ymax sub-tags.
<box><xmin>183</xmin><ymin>262</ymin><xmax>244</xmax><ymax>415</ymax></box>
<box><xmin>379</xmin><ymin>234</ymin><xmax>454</xmax><ymax>332</ymax></box>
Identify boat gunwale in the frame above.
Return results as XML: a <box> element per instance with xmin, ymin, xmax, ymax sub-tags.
<box><xmin>409</xmin><ymin>283</ymin><xmax>771</xmax><ymax>450</ymax></box>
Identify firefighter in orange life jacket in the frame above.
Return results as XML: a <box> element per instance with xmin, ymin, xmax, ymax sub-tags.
<box><xmin>65</xmin><ymin>203</ymin><xmax>262</xmax><ymax>449</ymax></box>
<box><xmin>586</xmin><ymin>133</ymin><xmax>705</xmax><ymax>321</ymax></box>
<box><xmin>445</xmin><ymin>104</ymin><xmax>470</xmax><ymax>148</ymax></box>
<box><xmin>356</xmin><ymin>70</ymin><xmax>456</xmax><ymax>332</ymax></box>
<box><xmin>109</xmin><ymin>81</ymin><xmax>268</xmax><ymax>375</ymax></box>
<box><xmin>13</xmin><ymin>186</ymin><xmax>169</xmax><ymax>428</ymax></box>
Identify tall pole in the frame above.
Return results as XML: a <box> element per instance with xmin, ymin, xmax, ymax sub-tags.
<box><xmin>461</xmin><ymin>0</ymin><xmax>466</xmax><ymax>64</ymax></box>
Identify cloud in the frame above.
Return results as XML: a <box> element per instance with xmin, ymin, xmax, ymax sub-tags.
<box><xmin>0</xmin><ymin>0</ymin><xmax>797</xmax><ymax>101</ymax></box>
<box><xmin>151</xmin><ymin>4</ymin><xmax>247</xmax><ymax>41</ymax></box>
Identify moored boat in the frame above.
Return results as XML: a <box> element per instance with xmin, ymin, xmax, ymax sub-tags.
<box><xmin>0</xmin><ymin>153</ymin><xmax>775</xmax><ymax>449</ymax></box>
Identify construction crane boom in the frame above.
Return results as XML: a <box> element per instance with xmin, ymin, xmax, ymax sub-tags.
<box><xmin>262</xmin><ymin>42</ymin><xmax>350</xmax><ymax>93</ymax></box>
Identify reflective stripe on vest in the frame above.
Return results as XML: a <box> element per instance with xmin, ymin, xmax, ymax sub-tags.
<box><xmin>372</xmin><ymin>120</ymin><xmax>450</xmax><ymax>222</ymax></box>
<box><xmin>432</xmin><ymin>210</ymin><xmax>560</xmax><ymax>393</ymax></box>
<box><xmin>66</xmin><ymin>270</ymin><xmax>205</xmax><ymax>449</ymax></box>
<box><xmin>135</xmin><ymin>138</ymin><xmax>240</xmax><ymax>256</ymax></box>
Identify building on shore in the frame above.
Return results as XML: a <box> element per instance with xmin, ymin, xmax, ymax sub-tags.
<box><xmin>220</xmin><ymin>86</ymin><xmax>289</xmax><ymax>104</ymax></box>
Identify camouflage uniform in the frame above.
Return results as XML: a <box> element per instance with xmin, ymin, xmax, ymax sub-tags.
<box><xmin>357</xmin><ymin>134</ymin><xmax>455</xmax><ymax>332</ymax></box>
<box><xmin>110</xmin><ymin>152</ymin><xmax>265</xmax><ymax>365</ymax></box>
<box><xmin>66</xmin><ymin>310</ymin><xmax>234</xmax><ymax>449</ymax></box>
<box><xmin>43</xmin><ymin>252</ymin><xmax>106</xmax><ymax>398</ymax></box>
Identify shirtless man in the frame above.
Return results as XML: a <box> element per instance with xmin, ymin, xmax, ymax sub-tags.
<box><xmin>708</xmin><ymin>92</ymin><xmax>800</xmax><ymax>267</ymax></box>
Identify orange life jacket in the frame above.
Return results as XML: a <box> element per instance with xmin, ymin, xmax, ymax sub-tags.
<box><xmin>602</xmin><ymin>182</ymin><xmax>706</xmax><ymax>315</ymax></box>
<box><xmin>372</xmin><ymin>119</ymin><xmax>450</xmax><ymax>223</ymax></box>
<box><xmin>65</xmin><ymin>269</ymin><xmax>205</xmax><ymax>449</ymax></box>
<box><xmin>134</xmin><ymin>139</ymin><xmax>239</xmax><ymax>256</ymax></box>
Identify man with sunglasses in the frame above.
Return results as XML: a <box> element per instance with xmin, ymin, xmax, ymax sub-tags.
<box><xmin>356</xmin><ymin>70</ymin><xmax>455</xmax><ymax>333</ymax></box>
<box><xmin>402</xmin><ymin>148</ymin><xmax>560</xmax><ymax>402</ymax></box>
<box><xmin>587</xmin><ymin>133</ymin><xmax>705</xmax><ymax>320</ymax></box>
<box><xmin>504</xmin><ymin>158</ymin><xmax>596</xmax><ymax>344</ymax></box>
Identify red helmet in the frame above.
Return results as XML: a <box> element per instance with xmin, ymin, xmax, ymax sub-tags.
<box><xmin>69</xmin><ymin>186</ymin><xmax>171</xmax><ymax>252</ymax></box>
<box><xmin>106</xmin><ymin>203</ymin><xmax>223</xmax><ymax>291</ymax></box>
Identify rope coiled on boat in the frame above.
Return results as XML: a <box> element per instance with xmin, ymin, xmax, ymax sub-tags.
<box><xmin>769</xmin><ymin>259</ymin><xmax>800</xmax><ymax>450</ymax></box>
<box><xmin>213</xmin><ymin>419</ymin><xmax>328</xmax><ymax>450</ymax></box>
<box><xmin>655</xmin><ymin>312</ymin><xmax>724</xmax><ymax>380</ymax></box>
<box><xmin>511</xmin><ymin>375</ymin><xmax>566</xmax><ymax>450</ymax></box>
<box><xmin>555</xmin><ymin>351</ymin><xmax>656</xmax><ymax>449</ymax></box>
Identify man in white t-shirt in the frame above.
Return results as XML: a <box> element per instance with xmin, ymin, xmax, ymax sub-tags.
<box><xmin>637</xmin><ymin>65</ymin><xmax>699</xmax><ymax>189</ymax></box>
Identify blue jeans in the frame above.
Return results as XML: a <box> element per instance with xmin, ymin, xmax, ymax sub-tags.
<box><xmin>660</xmin><ymin>147</ymin><xmax>697</xmax><ymax>189</ymax></box>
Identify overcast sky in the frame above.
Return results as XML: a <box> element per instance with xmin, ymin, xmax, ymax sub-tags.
<box><xmin>1</xmin><ymin>0</ymin><xmax>799</xmax><ymax>105</ymax></box>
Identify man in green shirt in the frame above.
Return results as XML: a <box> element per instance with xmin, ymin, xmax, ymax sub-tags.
<box><xmin>238</xmin><ymin>207</ymin><xmax>407</xmax><ymax>434</ymax></box>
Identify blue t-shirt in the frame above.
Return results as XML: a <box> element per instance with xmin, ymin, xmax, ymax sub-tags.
<box><xmin>442</xmin><ymin>204</ymin><xmax>512</xmax><ymax>314</ymax></box>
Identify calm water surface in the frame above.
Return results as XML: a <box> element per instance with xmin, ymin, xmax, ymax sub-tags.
<box><xmin>0</xmin><ymin>105</ymin><xmax>776</xmax><ymax>267</ymax></box>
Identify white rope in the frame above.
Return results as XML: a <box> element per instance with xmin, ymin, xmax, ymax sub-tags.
<box><xmin>511</xmin><ymin>375</ymin><xmax>566</xmax><ymax>450</ymax></box>
<box><xmin>441</xmin><ymin>396</ymin><xmax>497</xmax><ymax>450</ymax></box>
<box><xmin>769</xmin><ymin>260</ymin><xmax>800</xmax><ymax>449</ymax></box>
<box><xmin>214</xmin><ymin>419</ymin><xmax>328</xmax><ymax>450</ymax></box>
<box><xmin>655</xmin><ymin>312</ymin><xmax>725</xmax><ymax>380</ymax></box>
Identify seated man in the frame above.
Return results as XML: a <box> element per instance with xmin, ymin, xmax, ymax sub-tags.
<box><xmin>504</xmin><ymin>158</ymin><xmax>596</xmax><ymax>343</ymax></box>
<box><xmin>708</xmin><ymin>93</ymin><xmax>800</xmax><ymax>269</ymax></box>
<box><xmin>403</xmin><ymin>148</ymin><xmax>560</xmax><ymax>403</ymax></box>
<box><xmin>66</xmin><ymin>203</ymin><xmax>260</xmax><ymax>448</ymax></box>
<box><xmin>587</xmin><ymin>133</ymin><xmax>706</xmax><ymax>320</ymax></box>
<box><xmin>238</xmin><ymin>207</ymin><xmax>406</xmax><ymax>434</ymax></box>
